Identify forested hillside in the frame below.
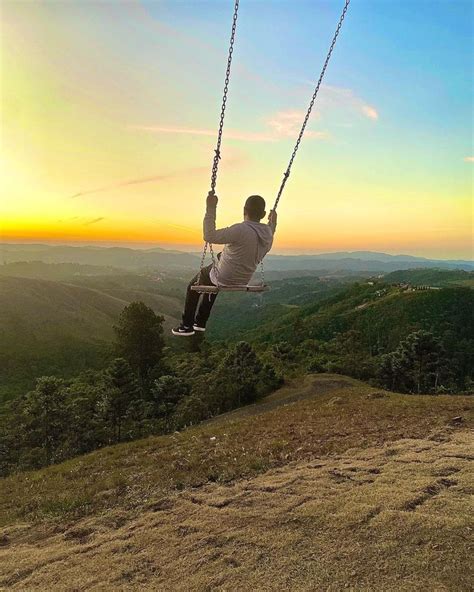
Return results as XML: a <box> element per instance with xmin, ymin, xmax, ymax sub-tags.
<box><xmin>241</xmin><ymin>283</ymin><xmax>473</xmax><ymax>351</ymax></box>
<box><xmin>383</xmin><ymin>268</ymin><xmax>474</xmax><ymax>287</ymax></box>
<box><xmin>2</xmin><ymin>270</ymin><xmax>472</xmax><ymax>477</ymax></box>
<box><xmin>233</xmin><ymin>283</ymin><xmax>474</xmax><ymax>391</ymax></box>
<box><xmin>0</xmin><ymin>275</ymin><xmax>182</xmax><ymax>402</ymax></box>
<box><xmin>2</xmin><ymin>267</ymin><xmax>472</xmax><ymax>406</ymax></box>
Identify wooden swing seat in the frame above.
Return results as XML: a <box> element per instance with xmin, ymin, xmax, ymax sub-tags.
<box><xmin>191</xmin><ymin>284</ymin><xmax>269</xmax><ymax>294</ymax></box>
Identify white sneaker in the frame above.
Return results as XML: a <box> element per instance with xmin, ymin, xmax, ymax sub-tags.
<box><xmin>193</xmin><ymin>324</ymin><xmax>206</xmax><ymax>332</ymax></box>
<box><xmin>172</xmin><ymin>324</ymin><xmax>195</xmax><ymax>336</ymax></box>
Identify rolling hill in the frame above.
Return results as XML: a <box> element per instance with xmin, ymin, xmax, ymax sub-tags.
<box><xmin>0</xmin><ymin>243</ymin><xmax>199</xmax><ymax>271</ymax></box>
<box><xmin>1</xmin><ymin>374</ymin><xmax>472</xmax><ymax>590</ymax></box>
<box><xmin>236</xmin><ymin>282</ymin><xmax>474</xmax><ymax>352</ymax></box>
<box><xmin>3</xmin><ymin>269</ymin><xmax>472</xmax><ymax>401</ymax></box>
<box><xmin>2</xmin><ymin>243</ymin><xmax>472</xmax><ymax>273</ymax></box>
<box><xmin>0</xmin><ymin>261</ymin><xmax>123</xmax><ymax>281</ymax></box>
<box><xmin>208</xmin><ymin>278</ymin><xmax>474</xmax><ymax>364</ymax></box>
<box><xmin>383</xmin><ymin>268</ymin><xmax>474</xmax><ymax>287</ymax></box>
<box><xmin>0</xmin><ymin>275</ymin><xmax>181</xmax><ymax>402</ymax></box>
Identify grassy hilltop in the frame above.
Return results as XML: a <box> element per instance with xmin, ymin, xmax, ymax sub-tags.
<box><xmin>1</xmin><ymin>374</ymin><xmax>473</xmax><ymax>590</ymax></box>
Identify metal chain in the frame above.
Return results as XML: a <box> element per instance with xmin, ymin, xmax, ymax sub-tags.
<box><xmin>272</xmin><ymin>0</ymin><xmax>351</xmax><ymax>212</ymax></box>
<box><xmin>259</xmin><ymin>260</ymin><xmax>265</xmax><ymax>286</ymax></box>
<box><xmin>197</xmin><ymin>0</ymin><xmax>240</xmax><ymax>285</ymax></box>
<box><xmin>210</xmin><ymin>0</ymin><xmax>239</xmax><ymax>195</ymax></box>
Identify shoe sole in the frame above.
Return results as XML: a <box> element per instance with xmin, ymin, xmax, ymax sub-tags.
<box><xmin>171</xmin><ymin>330</ymin><xmax>195</xmax><ymax>336</ymax></box>
<box><xmin>193</xmin><ymin>326</ymin><xmax>206</xmax><ymax>332</ymax></box>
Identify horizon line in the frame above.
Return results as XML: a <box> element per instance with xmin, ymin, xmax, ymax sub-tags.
<box><xmin>0</xmin><ymin>240</ymin><xmax>472</xmax><ymax>263</ymax></box>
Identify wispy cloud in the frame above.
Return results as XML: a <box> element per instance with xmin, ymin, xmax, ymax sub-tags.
<box><xmin>322</xmin><ymin>85</ymin><xmax>379</xmax><ymax>121</ymax></box>
<box><xmin>70</xmin><ymin>166</ymin><xmax>209</xmax><ymax>199</ymax></box>
<box><xmin>266</xmin><ymin>110</ymin><xmax>329</xmax><ymax>140</ymax></box>
<box><xmin>464</xmin><ymin>156</ymin><xmax>474</xmax><ymax>163</ymax></box>
<box><xmin>131</xmin><ymin>109</ymin><xmax>329</xmax><ymax>143</ymax></box>
<box><xmin>130</xmin><ymin>125</ymin><xmax>276</xmax><ymax>143</ymax></box>
<box><xmin>83</xmin><ymin>217</ymin><xmax>105</xmax><ymax>226</ymax></box>
<box><xmin>298</xmin><ymin>83</ymin><xmax>379</xmax><ymax>122</ymax></box>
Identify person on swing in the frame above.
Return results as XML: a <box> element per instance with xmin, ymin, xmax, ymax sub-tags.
<box><xmin>172</xmin><ymin>192</ymin><xmax>277</xmax><ymax>336</ymax></box>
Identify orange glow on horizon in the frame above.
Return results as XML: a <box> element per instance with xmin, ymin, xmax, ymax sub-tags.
<box><xmin>2</xmin><ymin>224</ymin><xmax>471</xmax><ymax>260</ymax></box>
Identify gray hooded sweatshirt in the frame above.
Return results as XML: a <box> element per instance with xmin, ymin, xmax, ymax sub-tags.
<box><xmin>203</xmin><ymin>205</ymin><xmax>276</xmax><ymax>286</ymax></box>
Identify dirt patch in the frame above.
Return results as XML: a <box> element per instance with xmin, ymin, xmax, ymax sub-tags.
<box><xmin>1</xmin><ymin>429</ymin><xmax>472</xmax><ymax>591</ymax></box>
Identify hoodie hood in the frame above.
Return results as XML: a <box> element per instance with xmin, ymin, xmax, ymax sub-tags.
<box><xmin>244</xmin><ymin>220</ymin><xmax>275</xmax><ymax>260</ymax></box>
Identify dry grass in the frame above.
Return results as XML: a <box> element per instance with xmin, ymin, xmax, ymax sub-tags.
<box><xmin>1</xmin><ymin>375</ymin><xmax>473</xmax><ymax>590</ymax></box>
<box><xmin>1</xmin><ymin>429</ymin><xmax>472</xmax><ymax>590</ymax></box>
<box><xmin>1</xmin><ymin>375</ymin><xmax>472</xmax><ymax>528</ymax></box>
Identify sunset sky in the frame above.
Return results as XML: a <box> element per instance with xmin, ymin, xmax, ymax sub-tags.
<box><xmin>1</xmin><ymin>0</ymin><xmax>472</xmax><ymax>259</ymax></box>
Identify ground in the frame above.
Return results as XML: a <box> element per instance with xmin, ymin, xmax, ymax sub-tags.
<box><xmin>1</xmin><ymin>376</ymin><xmax>473</xmax><ymax>591</ymax></box>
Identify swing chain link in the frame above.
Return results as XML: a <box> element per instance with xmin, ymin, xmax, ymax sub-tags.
<box><xmin>273</xmin><ymin>0</ymin><xmax>351</xmax><ymax>211</ymax></box>
<box><xmin>210</xmin><ymin>0</ymin><xmax>239</xmax><ymax>195</ymax></box>
<box><xmin>260</xmin><ymin>259</ymin><xmax>265</xmax><ymax>287</ymax></box>
<box><xmin>198</xmin><ymin>0</ymin><xmax>240</xmax><ymax>285</ymax></box>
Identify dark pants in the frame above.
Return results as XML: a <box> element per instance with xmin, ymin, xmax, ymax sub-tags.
<box><xmin>182</xmin><ymin>263</ymin><xmax>218</xmax><ymax>327</ymax></box>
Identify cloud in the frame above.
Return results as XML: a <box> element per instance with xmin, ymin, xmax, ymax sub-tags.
<box><xmin>83</xmin><ymin>217</ymin><xmax>105</xmax><ymax>226</ymax></box>
<box><xmin>70</xmin><ymin>166</ymin><xmax>209</xmax><ymax>199</ymax></box>
<box><xmin>131</xmin><ymin>110</ymin><xmax>329</xmax><ymax>144</ymax></box>
<box><xmin>464</xmin><ymin>156</ymin><xmax>474</xmax><ymax>163</ymax></box>
<box><xmin>361</xmin><ymin>105</ymin><xmax>379</xmax><ymax>120</ymax></box>
<box><xmin>130</xmin><ymin>125</ymin><xmax>275</xmax><ymax>143</ymax></box>
<box><xmin>298</xmin><ymin>84</ymin><xmax>379</xmax><ymax>122</ymax></box>
<box><xmin>266</xmin><ymin>110</ymin><xmax>329</xmax><ymax>140</ymax></box>
<box><xmin>322</xmin><ymin>85</ymin><xmax>379</xmax><ymax>121</ymax></box>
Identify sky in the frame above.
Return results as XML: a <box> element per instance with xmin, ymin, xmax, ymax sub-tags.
<box><xmin>1</xmin><ymin>0</ymin><xmax>472</xmax><ymax>259</ymax></box>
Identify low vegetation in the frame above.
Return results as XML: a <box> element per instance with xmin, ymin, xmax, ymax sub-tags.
<box><xmin>1</xmin><ymin>374</ymin><xmax>472</xmax><ymax>528</ymax></box>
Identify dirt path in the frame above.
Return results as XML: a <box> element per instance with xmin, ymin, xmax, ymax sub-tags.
<box><xmin>2</xmin><ymin>428</ymin><xmax>472</xmax><ymax>591</ymax></box>
<box><xmin>205</xmin><ymin>375</ymin><xmax>353</xmax><ymax>423</ymax></box>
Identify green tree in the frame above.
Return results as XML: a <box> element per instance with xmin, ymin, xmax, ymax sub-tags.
<box><xmin>323</xmin><ymin>330</ymin><xmax>377</xmax><ymax>380</ymax></box>
<box><xmin>258</xmin><ymin>363</ymin><xmax>283</xmax><ymax>396</ymax></box>
<box><xmin>219</xmin><ymin>342</ymin><xmax>263</xmax><ymax>409</ymax></box>
<box><xmin>271</xmin><ymin>341</ymin><xmax>296</xmax><ymax>362</ymax></box>
<box><xmin>404</xmin><ymin>330</ymin><xmax>447</xmax><ymax>393</ymax></box>
<box><xmin>379</xmin><ymin>349</ymin><xmax>411</xmax><ymax>392</ymax></box>
<box><xmin>378</xmin><ymin>330</ymin><xmax>449</xmax><ymax>393</ymax></box>
<box><xmin>19</xmin><ymin>377</ymin><xmax>69</xmax><ymax>466</ymax></box>
<box><xmin>101</xmin><ymin>358</ymin><xmax>141</xmax><ymax>442</ymax></box>
<box><xmin>151</xmin><ymin>375</ymin><xmax>190</xmax><ymax>429</ymax></box>
<box><xmin>114</xmin><ymin>302</ymin><xmax>165</xmax><ymax>386</ymax></box>
<box><xmin>173</xmin><ymin>394</ymin><xmax>209</xmax><ymax>429</ymax></box>
<box><xmin>124</xmin><ymin>398</ymin><xmax>153</xmax><ymax>439</ymax></box>
<box><xmin>62</xmin><ymin>373</ymin><xmax>108</xmax><ymax>456</ymax></box>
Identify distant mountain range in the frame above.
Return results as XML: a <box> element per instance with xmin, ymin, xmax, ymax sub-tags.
<box><xmin>0</xmin><ymin>244</ymin><xmax>199</xmax><ymax>272</ymax></box>
<box><xmin>264</xmin><ymin>252</ymin><xmax>473</xmax><ymax>272</ymax></box>
<box><xmin>1</xmin><ymin>243</ymin><xmax>472</xmax><ymax>273</ymax></box>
